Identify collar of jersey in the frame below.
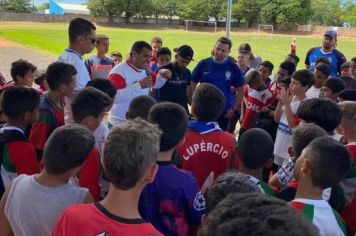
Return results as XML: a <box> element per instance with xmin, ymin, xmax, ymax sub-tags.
<box><xmin>65</xmin><ymin>48</ymin><xmax>83</xmax><ymax>60</ymax></box>
<box><xmin>126</xmin><ymin>60</ymin><xmax>143</xmax><ymax>72</ymax></box>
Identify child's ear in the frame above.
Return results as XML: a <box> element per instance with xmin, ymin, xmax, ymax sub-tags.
<box><xmin>191</xmin><ymin>106</ymin><xmax>197</xmax><ymax>117</ymax></box>
<box><xmin>265</xmin><ymin>158</ymin><xmax>273</xmax><ymax>169</ymax></box>
<box><xmin>23</xmin><ymin>110</ymin><xmax>32</xmax><ymax>121</ymax></box>
<box><xmin>201</xmin><ymin>214</ymin><xmax>207</xmax><ymax>226</ymax></box>
<box><xmin>288</xmin><ymin>146</ymin><xmax>294</xmax><ymax>157</ymax></box>
<box><xmin>146</xmin><ymin>163</ymin><xmax>158</xmax><ymax>184</ymax></box>
<box><xmin>301</xmin><ymin>159</ymin><xmax>311</xmax><ymax>174</ymax></box>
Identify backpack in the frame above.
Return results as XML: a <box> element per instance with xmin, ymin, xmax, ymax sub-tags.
<box><xmin>0</xmin><ymin>128</ymin><xmax>27</xmax><ymax>198</ymax></box>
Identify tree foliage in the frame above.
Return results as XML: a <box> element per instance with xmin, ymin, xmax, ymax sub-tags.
<box><xmin>3</xmin><ymin>0</ymin><xmax>32</xmax><ymax>12</ymax></box>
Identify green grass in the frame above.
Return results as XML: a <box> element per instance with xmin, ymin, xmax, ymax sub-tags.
<box><xmin>0</xmin><ymin>22</ymin><xmax>355</xmax><ymax>70</ymax></box>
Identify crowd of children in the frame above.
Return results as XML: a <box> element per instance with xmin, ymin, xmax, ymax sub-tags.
<box><xmin>0</xmin><ymin>17</ymin><xmax>356</xmax><ymax>236</ymax></box>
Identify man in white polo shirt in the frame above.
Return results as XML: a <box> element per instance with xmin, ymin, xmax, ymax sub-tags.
<box><xmin>108</xmin><ymin>41</ymin><xmax>154</xmax><ymax>127</ymax></box>
<box><xmin>58</xmin><ymin>18</ymin><xmax>96</xmax><ymax>124</ymax></box>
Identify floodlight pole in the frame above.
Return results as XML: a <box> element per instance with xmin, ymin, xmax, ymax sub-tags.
<box><xmin>226</xmin><ymin>0</ymin><xmax>233</xmax><ymax>38</ymax></box>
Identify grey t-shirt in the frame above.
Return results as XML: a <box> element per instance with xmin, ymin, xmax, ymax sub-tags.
<box><xmin>5</xmin><ymin>174</ymin><xmax>88</xmax><ymax>236</ymax></box>
<box><xmin>249</xmin><ymin>55</ymin><xmax>262</xmax><ymax>70</ymax></box>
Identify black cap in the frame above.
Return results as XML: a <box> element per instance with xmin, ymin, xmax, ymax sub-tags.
<box><xmin>173</xmin><ymin>45</ymin><xmax>194</xmax><ymax>61</ymax></box>
<box><xmin>238</xmin><ymin>43</ymin><xmax>252</xmax><ymax>54</ymax></box>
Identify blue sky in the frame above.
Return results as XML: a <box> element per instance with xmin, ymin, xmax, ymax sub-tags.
<box><xmin>34</xmin><ymin>0</ymin><xmax>87</xmax><ymax>6</ymax></box>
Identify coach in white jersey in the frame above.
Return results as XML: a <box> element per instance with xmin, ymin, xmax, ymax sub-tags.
<box><xmin>58</xmin><ymin>18</ymin><xmax>96</xmax><ymax>124</ymax></box>
<box><xmin>108</xmin><ymin>41</ymin><xmax>153</xmax><ymax>127</ymax></box>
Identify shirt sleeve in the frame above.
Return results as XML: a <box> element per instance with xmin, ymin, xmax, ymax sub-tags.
<box><xmin>29</xmin><ymin>110</ymin><xmax>53</xmax><ymax>151</ymax></box>
<box><xmin>232</xmin><ymin>63</ymin><xmax>244</xmax><ymax>88</ymax></box>
<box><xmin>184</xmin><ymin>174</ymin><xmax>206</xmax><ymax>225</ymax></box>
<box><xmin>186</xmin><ymin>70</ymin><xmax>192</xmax><ymax>86</ymax></box>
<box><xmin>191</xmin><ymin>61</ymin><xmax>203</xmax><ymax>83</ymax></box>
<box><xmin>9</xmin><ymin>142</ymin><xmax>40</xmax><ymax>175</ymax></box>
<box><xmin>79</xmin><ymin>148</ymin><xmax>101</xmax><ymax>201</ymax></box>
<box><xmin>109</xmin><ymin>73</ymin><xmax>145</xmax><ymax>104</ymax></box>
<box><xmin>305</xmin><ymin>48</ymin><xmax>312</xmax><ymax>66</ymax></box>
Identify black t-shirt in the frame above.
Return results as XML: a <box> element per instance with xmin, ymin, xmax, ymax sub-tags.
<box><xmin>157</xmin><ymin>63</ymin><xmax>191</xmax><ymax>111</ymax></box>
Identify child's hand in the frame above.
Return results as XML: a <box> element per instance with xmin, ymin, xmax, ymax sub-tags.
<box><xmin>158</xmin><ymin>69</ymin><xmax>172</xmax><ymax>79</ymax></box>
<box><xmin>280</xmin><ymin>87</ymin><xmax>291</xmax><ymax>105</ymax></box>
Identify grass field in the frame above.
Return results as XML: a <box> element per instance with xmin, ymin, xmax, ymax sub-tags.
<box><xmin>0</xmin><ymin>21</ymin><xmax>356</xmax><ymax>70</ymax></box>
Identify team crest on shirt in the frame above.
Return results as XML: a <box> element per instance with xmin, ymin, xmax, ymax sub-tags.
<box><xmin>95</xmin><ymin>232</ymin><xmax>110</xmax><ymax>236</ymax></box>
<box><xmin>225</xmin><ymin>71</ymin><xmax>232</xmax><ymax>80</ymax></box>
<box><xmin>193</xmin><ymin>191</ymin><xmax>206</xmax><ymax>211</ymax></box>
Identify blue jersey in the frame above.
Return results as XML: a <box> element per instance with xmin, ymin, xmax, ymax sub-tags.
<box><xmin>305</xmin><ymin>47</ymin><xmax>346</xmax><ymax>77</ymax></box>
<box><xmin>139</xmin><ymin>162</ymin><xmax>205</xmax><ymax>236</ymax></box>
<box><xmin>192</xmin><ymin>57</ymin><xmax>244</xmax><ymax>111</ymax></box>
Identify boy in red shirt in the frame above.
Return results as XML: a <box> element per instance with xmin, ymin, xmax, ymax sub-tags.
<box><xmin>53</xmin><ymin>118</ymin><xmax>163</xmax><ymax>236</ymax></box>
<box><xmin>177</xmin><ymin>83</ymin><xmax>236</xmax><ymax>193</ymax></box>
<box><xmin>339</xmin><ymin>101</ymin><xmax>356</xmax><ymax>234</ymax></box>
<box><xmin>29</xmin><ymin>62</ymin><xmax>77</xmax><ymax>160</ymax></box>
<box><xmin>0</xmin><ymin>87</ymin><xmax>40</xmax><ymax>197</ymax></box>
<box><xmin>240</xmin><ymin>69</ymin><xmax>275</xmax><ymax>135</ymax></box>
<box><xmin>71</xmin><ymin>87</ymin><xmax>112</xmax><ymax>201</ymax></box>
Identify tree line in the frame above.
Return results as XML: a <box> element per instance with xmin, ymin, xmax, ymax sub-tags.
<box><xmin>1</xmin><ymin>0</ymin><xmax>356</xmax><ymax>27</ymax></box>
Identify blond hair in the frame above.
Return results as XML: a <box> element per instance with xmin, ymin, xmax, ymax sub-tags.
<box><xmin>339</xmin><ymin>101</ymin><xmax>356</xmax><ymax>125</ymax></box>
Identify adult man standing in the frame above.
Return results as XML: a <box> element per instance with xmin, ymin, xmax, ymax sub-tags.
<box><xmin>191</xmin><ymin>37</ymin><xmax>244</xmax><ymax>133</ymax></box>
<box><xmin>305</xmin><ymin>30</ymin><xmax>346</xmax><ymax>77</ymax></box>
<box><xmin>156</xmin><ymin>45</ymin><xmax>194</xmax><ymax>113</ymax></box>
<box><xmin>58</xmin><ymin>18</ymin><xmax>96</xmax><ymax>124</ymax></box>
<box><xmin>108</xmin><ymin>41</ymin><xmax>154</xmax><ymax>127</ymax></box>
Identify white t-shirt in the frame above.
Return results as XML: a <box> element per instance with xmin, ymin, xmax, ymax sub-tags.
<box><xmin>58</xmin><ymin>49</ymin><xmax>90</xmax><ymax>124</ymax></box>
<box><xmin>274</xmin><ymin>99</ymin><xmax>305</xmax><ymax>164</ymax></box>
<box><xmin>93</xmin><ymin>122</ymin><xmax>109</xmax><ymax>157</ymax></box>
<box><xmin>306</xmin><ymin>86</ymin><xmax>321</xmax><ymax>98</ymax></box>
<box><xmin>108</xmin><ymin>61</ymin><xmax>149</xmax><ymax>127</ymax></box>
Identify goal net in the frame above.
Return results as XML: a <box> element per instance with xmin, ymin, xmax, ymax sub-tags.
<box><xmin>258</xmin><ymin>24</ymin><xmax>274</xmax><ymax>38</ymax></box>
<box><xmin>185</xmin><ymin>20</ymin><xmax>217</xmax><ymax>33</ymax></box>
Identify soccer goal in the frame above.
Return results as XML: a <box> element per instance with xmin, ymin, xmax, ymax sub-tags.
<box><xmin>185</xmin><ymin>20</ymin><xmax>217</xmax><ymax>33</ymax></box>
<box><xmin>258</xmin><ymin>24</ymin><xmax>274</xmax><ymax>38</ymax></box>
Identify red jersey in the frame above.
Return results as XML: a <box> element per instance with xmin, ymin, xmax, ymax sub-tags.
<box><xmin>52</xmin><ymin>203</ymin><xmax>163</xmax><ymax>236</ymax></box>
<box><xmin>79</xmin><ymin>147</ymin><xmax>101</xmax><ymax>201</ymax></box>
<box><xmin>241</xmin><ymin>85</ymin><xmax>275</xmax><ymax>129</ymax></box>
<box><xmin>29</xmin><ymin>94</ymin><xmax>65</xmax><ymax>155</ymax></box>
<box><xmin>341</xmin><ymin>143</ymin><xmax>356</xmax><ymax>234</ymax></box>
<box><xmin>177</xmin><ymin>126</ymin><xmax>235</xmax><ymax>191</ymax></box>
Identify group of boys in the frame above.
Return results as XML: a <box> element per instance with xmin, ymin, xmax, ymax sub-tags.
<box><xmin>0</xmin><ymin>17</ymin><xmax>356</xmax><ymax>236</ymax></box>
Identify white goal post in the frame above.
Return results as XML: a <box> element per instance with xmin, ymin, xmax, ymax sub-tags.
<box><xmin>185</xmin><ymin>20</ymin><xmax>217</xmax><ymax>33</ymax></box>
<box><xmin>258</xmin><ymin>24</ymin><xmax>274</xmax><ymax>38</ymax></box>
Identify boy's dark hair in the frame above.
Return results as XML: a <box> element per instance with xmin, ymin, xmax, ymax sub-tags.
<box><xmin>127</xmin><ymin>95</ymin><xmax>156</xmax><ymax>120</ymax></box>
<box><xmin>86</xmin><ymin>78</ymin><xmax>116</xmax><ymax>99</ymax></box>
<box><xmin>304</xmin><ymin>137</ymin><xmax>351</xmax><ymax>189</ymax></box>
<box><xmin>157</xmin><ymin>47</ymin><xmax>171</xmax><ymax>58</ymax></box>
<box><xmin>339</xmin><ymin>76</ymin><xmax>356</xmax><ymax>89</ymax></box>
<box><xmin>34</xmin><ymin>70</ymin><xmax>46</xmax><ymax>86</ymax></box>
<box><xmin>131</xmin><ymin>41</ymin><xmax>152</xmax><ymax>57</ymax></box>
<box><xmin>151</xmin><ymin>37</ymin><xmax>163</xmax><ymax>44</ymax></box>
<box><xmin>339</xmin><ymin>89</ymin><xmax>356</xmax><ymax>101</ymax></box>
<box><xmin>316</xmin><ymin>56</ymin><xmax>330</xmax><ymax>66</ymax></box>
<box><xmin>340</xmin><ymin>61</ymin><xmax>350</xmax><ymax>69</ymax></box>
<box><xmin>351</xmin><ymin>57</ymin><xmax>356</xmax><ymax>63</ymax></box>
<box><xmin>260</xmin><ymin>61</ymin><xmax>274</xmax><ymax>73</ymax></box>
<box><xmin>206</xmin><ymin>171</ymin><xmax>259</xmax><ymax>214</ymax></box>
<box><xmin>10</xmin><ymin>59</ymin><xmax>37</xmax><ymax>81</ymax></box>
<box><xmin>315</xmin><ymin>63</ymin><xmax>331</xmax><ymax>77</ymax></box>
<box><xmin>95</xmin><ymin>34</ymin><xmax>108</xmax><ymax>44</ymax></box>
<box><xmin>103</xmin><ymin>118</ymin><xmax>161</xmax><ymax>190</ymax></box>
<box><xmin>280</xmin><ymin>61</ymin><xmax>296</xmax><ymax>76</ymax></box>
<box><xmin>192</xmin><ymin>83</ymin><xmax>226</xmax><ymax>122</ymax></box>
<box><xmin>292</xmin><ymin>69</ymin><xmax>314</xmax><ymax>88</ymax></box>
<box><xmin>46</xmin><ymin>62</ymin><xmax>77</xmax><ymax>90</ymax></box>
<box><xmin>199</xmin><ymin>193</ymin><xmax>319</xmax><ymax>236</ymax></box>
<box><xmin>216</xmin><ymin>37</ymin><xmax>232</xmax><ymax>49</ymax></box>
<box><xmin>292</xmin><ymin>123</ymin><xmax>327</xmax><ymax>158</ymax></box>
<box><xmin>71</xmin><ymin>87</ymin><xmax>112</xmax><ymax>122</ymax></box>
<box><xmin>148</xmin><ymin>102</ymin><xmax>188</xmax><ymax>152</ymax></box>
<box><xmin>297</xmin><ymin>98</ymin><xmax>341</xmax><ymax>134</ymax></box>
<box><xmin>1</xmin><ymin>86</ymin><xmax>40</xmax><ymax>120</ymax></box>
<box><xmin>288</xmin><ymin>53</ymin><xmax>300</xmax><ymax>64</ymax></box>
<box><xmin>323</xmin><ymin>78</ymin><xmax>345</xmax><ymax>93</ymax></box>
<box><xmin>68</xmin><ymin>18</ymin><xmax>96</xmax><ymax>43</ymax></box>
<box><xmin>280</xmin><ymin>76</ymin><xmax>292</xmax><ymax>87</ymax></box>
<box><xmin>239</xmin><ymin>128</ymin><xmax>274</xmax><ymax>169</ymax></box>
<box><xmin>43</xmin><ymin>124</ymin><xmax>95</xmax><ymax>174</ymax></box>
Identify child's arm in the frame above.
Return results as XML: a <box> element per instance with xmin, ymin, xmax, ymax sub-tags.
<box><xmin>273</xmin><ymin>100</ymin><xmax>283</xmax><ymax>123</ymax></box>
<box><xmin>0</xmin><ymin>184</ymin><xmax>14</xmax><ymax>236</ymax></box>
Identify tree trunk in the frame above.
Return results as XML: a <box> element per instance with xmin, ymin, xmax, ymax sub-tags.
<box><xmin>108</xmin><ymin>13</ymin><xmax>114</xmax><ymax>23</ymax></box>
